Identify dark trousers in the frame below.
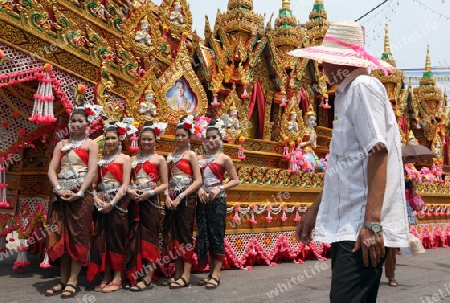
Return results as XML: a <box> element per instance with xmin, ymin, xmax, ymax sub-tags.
<box><xmin>330</xmin><ymin>241</ymin><xmax>390</xmax><ymax>303</ymax></box>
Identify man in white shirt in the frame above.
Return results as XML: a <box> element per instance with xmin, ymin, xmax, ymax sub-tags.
<box><xmin>289</xmin><ymin>21</ymin><xmax>409</xmax><ymax>303</ymax></box>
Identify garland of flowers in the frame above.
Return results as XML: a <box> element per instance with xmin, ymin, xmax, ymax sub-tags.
<box><xmin>228</xmin><ymin>203</ymin><xmax>309</xmax><ymax>225</ymax></box>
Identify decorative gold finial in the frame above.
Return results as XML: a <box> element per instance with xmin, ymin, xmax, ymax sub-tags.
<box><xmin>282</xmin><ymin>0</ymin><xmax>290</xmax><ymax>10</ymax></box>
<box><xmin>230</xmin><ymin>101</ymin><xmax>237</xmax><ymax>111</ymax></box>
<box><xmin>315</xmin><ymin>0</ymin><xmax>324</xmax><ymax>4</ymax></box>
<box><xmin>384</xmin><ymin>24</ymin><xmax>391</xmax><ymax>55</ymax></box>
<box><xmin>305</xmin><ymin>104</ymin><xmax>316</xmax><ymax>118</ymax></box>
<box><xmin>425</xmin><ymin>45</ymin><xmax>432</xmax><ymax>73</ymax></box>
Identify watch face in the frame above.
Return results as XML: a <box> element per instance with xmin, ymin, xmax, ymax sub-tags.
<box><xmin>372</xmin><ymin>224</ymin><xmax>381</xmax><ymax>233</ymax></box>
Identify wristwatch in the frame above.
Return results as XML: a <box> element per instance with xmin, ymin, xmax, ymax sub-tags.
<box><xmin>53</xmin><ymin>185</ymin><xmax>62</xmax><ymax>193</ymax></box>
<box><xmin>76</xmin><ymin>191</ymin><xmax>85</xmax><ymax>197</ymax></box>
<box><xmin>179</xmin><ymin>193</ymin><xmax>185</xmax><ymax>200</ymax></box>
<box><xmin>364</xmin><ymin>221</ymin><xmax>383</xmax><ymax>237</ymax></box>
<box><xmin>219</xmin><ymin>185</ymin><xmax>225</xmax><ymax>193</ymax></box>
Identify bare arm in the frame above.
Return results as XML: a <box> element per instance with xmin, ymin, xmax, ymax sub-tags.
<box><xmin>353</xmin><ymin>144</ymin><xmax>387</xmax><ymax>267</ymax></box>
<box><xmin>296</xmin><ymin>190</ymin><xmax>322</xmax><ymax>244</ymax></box>
<box><xmin>48</xmin><ymin>141</ymin><xmax>63</xmax><ymax>188</ymax></box>
<box><xmin>223</xmin><ymin>155</ymin><xmax>239</xmax><ymax>190</ymax></box>
<box><xmin>112</xmin><ymin>154</ymin><xmax>131</xmax><ymax>204</ymax></box>
<box><xmin>79</xmin><ymin>140</ymin><xmax>99</xmax><ymax>193</ymax></box>
<box><xmin>365</xmin><ymin>145</ymin><xmax>388</xmax><ymax>223</ymax></box>
<box><xmin>155</xmin><ymin>155</ymin><xmax>169</xmax><ymax>194</ymax></box>
<box><xmin>181</xmin><ymin>151</ymin><xmax>202</xmax><ymax>196</ymax></box>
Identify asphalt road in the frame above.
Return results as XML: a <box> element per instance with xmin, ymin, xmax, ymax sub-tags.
<box><xmin>0</xmin><ymin>247</ymin><xmax>449</xmax><ymax>303</ymax></box>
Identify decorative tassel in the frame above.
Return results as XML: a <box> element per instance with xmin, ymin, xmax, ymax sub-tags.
<box><xmin>281</xmin><ymin>203</ymin><xmax>287</xmax><ymax>222</ymax></box>
<box><xmin>282</xmin><ymin>146</ymin><xmax>290</xmax><ymax>159</ymax></box>
<box><xmin>13</xmin><ymin>239</ymin><xmax>30</xmax><ymax>270</ymax></box>
<box><xmin>211</xmin><ymin>93</ymin><xmax>221</xmax><ymax>106</ymax></box>
<box><xmin>233</xmin><ymin>204</ymin><xmax>241</xmax><ymax>222</ymax></box>
<box><xmin>294</xmin><ymin>204</ymin><xmax>302</xmax><ymax>222</ymax></box>
<box><xmin>129</xmin><ymin>135</ymin><xmax>139</xmax><ymax>152</ymax></box>
<box><xmin>265</xmin><ymin>204</ymin><xmax>273</xmax><ymax>222</ymax></box>
<box><xmin>241</xmin><ymin>85</ymin><xmax>249</xmax><ymax>99</ymax></box>
<box><xmin>289</xmin><ymin>150</ymin><xmax>299</xmax><ymax>172</ymax></box>
<box><xmin>29</xmin><ymin>64</ymin><xmax>57</xmax><ymax>124</ymax></box>
<box><xmin>280</xmin><ymin>94</ymin><xmax>287</xmax><ymax>107</ymax></box>
<box><xmin>238</xmin><ymin>136</ymin><xmax>246</xmax><ymax>160</ymax></box>
<box><xmin>249</xmin><ymin>204</ymin><xmax>257</xmax><ymax>225</ymax></box>
<box><xmin>40</xmin><ymin>250</ymin><xmax>51</xmax><ymax>269</ymax></box>
<box><xmin>0</xmin><ymin>160</ymin><xmax>8</xmax><ymax>208</ymax></box>
<box><xmin>322</xmin><ymin>93</ymin><xmax>331</xmax><ymax>109</ymax></box>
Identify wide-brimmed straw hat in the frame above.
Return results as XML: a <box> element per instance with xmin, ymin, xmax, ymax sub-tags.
<box><xmin>288</xmin><ymin>20</ymin><xmax>393</xmax><ymax>75</ymax></box>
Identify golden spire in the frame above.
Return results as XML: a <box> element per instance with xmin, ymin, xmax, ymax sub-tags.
<box><xmin>282</xmin><ymin>0</ymin><xmax>290</xmax><ymax>10</ymax></box>
<box><xmin>315</xmin><ymin>0</ymin><xmax>324</xmax><ymax>4</ymax></box>
<box><xmin>384</xmin><ymin>24</ymin><xmax>391</xmax><ymax>55</ymax></box>
<box><xmin>425</xmin><ymin>45</ymin><xmax>432</xmax><ymax>73</ymax></box>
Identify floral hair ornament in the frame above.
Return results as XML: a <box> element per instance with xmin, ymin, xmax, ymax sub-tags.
<box><xmin>177</xmin><ymin>114</ymin><xmax>195</xmax><ymax>133</ymax></box>
<box><xmin>194</xmin><ymin>116</ymin><xmax>211</xmax><ymax>140</ymax></box>
<box><xmin>103</xmin><ymin>120</ymin><xmax>128</xmax><ymax>141</ymax></box>
<box><xmin>142</xmin><ymin>122</ymin><xmax>168</xmax><ymax>139</ymax></box>
<box><xmin>73</xmin><ymin>101</ymin><xmax>103</xmax><ymax>124</ymax></box>
<box><xmin>206</xmin><ymin>118</ymin><xmax>226</xmax><ymax>139</ymax></box>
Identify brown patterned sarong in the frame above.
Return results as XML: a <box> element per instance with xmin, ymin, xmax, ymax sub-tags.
<box><xmin>162</xmin><ymin>194</ymin><xmax>196</xmax><ymax>264</ymax></box>
<box><xmin>87</xmin><ymin>197</ymin><xmax>129</xmax><ymax>281</ymax></box>
<box><xmin>46</xmin><ymin>191</ymin><xmax>94</xmax><ymax>263</ymax></box>
<box><xmin>126</xmin><ymin>196</ymin><xmax>162</xmax><ymax>285</ymax></box>
<box><xmin>196</xmin><ymin>194</ymin><xmax>227</xmax><ymax>262</ymax></box>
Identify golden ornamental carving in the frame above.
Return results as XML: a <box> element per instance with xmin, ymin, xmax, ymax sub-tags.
<box><xmin>280</xmin><ymin>97</ymin><xmax>304</xmax><ymax>142</ymax></box>
<box><xmin>127</xmin><ymin>42</ymin><xmax>207</xmax><ymax>125</ymax></box>
<box><xmin>96</xmin><ymin>61</ymin><xmax>123</xmax><ymax>121</ymax></box>
<box><xmin>159</xmin><ymin>0</ymin><xmax>192</xmax><ymax>39</ymax></box>
<box><xmin>121</xmin><ymin>2</ymin><xmax>172</xmax><ymax>68</ymax></box>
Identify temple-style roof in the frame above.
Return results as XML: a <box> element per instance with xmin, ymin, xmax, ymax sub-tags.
<box><xmin>304</xmin><ymin>0</ymin><xmax>330</xmax><ymax>46</ymax></box>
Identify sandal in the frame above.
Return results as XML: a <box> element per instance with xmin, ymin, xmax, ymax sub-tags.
<box><xmin>60</xmin><ymin>284</ymin><xmax>81</xmax><ymax>299</ymax></box>
<box><xmin>45</xmin><ymin>282</ymin><xmax>65</xmax><ymax>297</ymax></box>
<box><xmin>205</xmin><ymin>277</ymin><xmax>220</xmax><ymax>290</ymax></box>
<box><xmin>161</xmin><ymin>277</ymin><xmax>178</xmax><ymax>286</ymax></box>
<box><xmin>169</xmin><ymin>277</ymin><xmax>190</xmax><ymax>290</ymax></box>
<box><xmin>130</xmin><ymin>278</ymin><xmax>153</xmax><ymax>292</ymax></box>
<box><xmin>388</xmin><ymin>278</ymin><xmax>398</xmax><ymax>287</ymax></box>
<box><xmin>94</xmin><ymin>280</ymin><xmax>110</xmax><ymax>292</ymax></box>
<box><xmin>197</xmin><ymin>274</ymin><xmax>212</xmax><ymax>286</ymax></box>
<box><xmin>101</xmin><ymin>281</ymin><xmax>122</xmax><ymax>293</ymax></box>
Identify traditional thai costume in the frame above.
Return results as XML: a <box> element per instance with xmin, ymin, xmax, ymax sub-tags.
<box><xmin>163</xmin><ymin>154</ymin><xmax>196</xmax><ymax>264</ymax></box>
<box><xmin>47</xmin><ymin>143</ymin><xmax>93</xmax><ymax>264</ymax></box>
<box><xmin>87</xmin><ymin>161</ymin><xmax>129</xmax><ymax>281</ymax></box>
<box><xmin>126</xmin><ymin>156</ymin><xmax>162</xmax><ymax>285</ymax></box>
<box><xmin>196</xmin><ymin>159</ymin><xmax>226</xmax><ymax>262</ymax></box>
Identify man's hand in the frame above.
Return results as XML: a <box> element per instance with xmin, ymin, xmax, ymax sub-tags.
<box><xmin>353</xmin><ymin>226</ymin><xmax>385</xmax><ymax>267</ymax></box>
<box><xmin>296</xmin><ymin>207</ymin><xmax>318</xmax><ymax>244</ymax></box>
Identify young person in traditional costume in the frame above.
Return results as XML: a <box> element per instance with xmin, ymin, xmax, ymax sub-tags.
<box><xmin>46</xmin><ymin>107</ymin><xmax>98</xmax><ymax>299</ymax></box>
<box><xmin>196</xmin><ymin>118</ymin><xmax>240</xmax><ymax>289</ymax></box>
<box><xmin>162</xmin><ymin>115</ymin><xmax>202</xmax><ymax>289</ymax></box>
<box><xmin>87</xmin><ymin>122</ymin><xmax>131</xmax><ymax>293</ymax></box>
<box><xmin>126</xmin><ymin>121</ymin><xmax>168</xmax><ymax>291</ymax></box>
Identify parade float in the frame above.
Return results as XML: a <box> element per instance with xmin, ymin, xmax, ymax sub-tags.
<box><xmin>0</xmin><ymin>0</ymin><xmax>448</xmax><ymax>271</ymax></box>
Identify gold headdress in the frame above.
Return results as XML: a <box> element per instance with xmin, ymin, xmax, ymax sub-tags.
<box><xmin>305</xmin><ymin>105</ymin><xmax>316</xmax><ymax>119</ymax></box>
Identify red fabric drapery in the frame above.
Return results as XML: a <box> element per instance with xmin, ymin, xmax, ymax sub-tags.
<box><xmin>248</xmin><ymin>80</ymin><xmax>266</xmax><ymax>139</ymax></box>
<box><xmin>299</xmin><ymin>87</ymin><xmax>309</xmax><ymax>114</ymax></box>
